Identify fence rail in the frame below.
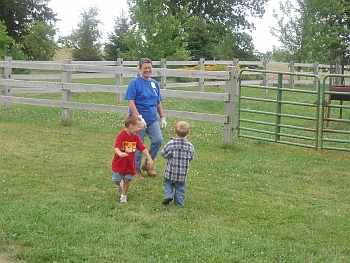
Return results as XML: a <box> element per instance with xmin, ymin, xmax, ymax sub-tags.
<box><xmin>0</xmin><ymin>57</ymin><xmax>237</xmax><ymax>145</ymax></box>
<box><xmin>2</xmin><ymin>58</ymin><xmax>350</xmax><ymax>150</ymax></box>
<box><xmin>1</xmin><ymin>58</ymin><xmax>350</xmax><ymax>90</ymax></box>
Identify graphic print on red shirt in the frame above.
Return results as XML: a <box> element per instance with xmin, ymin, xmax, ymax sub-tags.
<box><xmin>112</xmin><ymin>130</ymin><xmax>146</xmax><ymax>175</ymax></box>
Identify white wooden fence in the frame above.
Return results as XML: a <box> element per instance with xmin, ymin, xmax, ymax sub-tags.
<box><xmin>0</xmin><ymin>57</ymin><xmax>237</xmax><ymax>144</ymax></box>
<box><xmin>1</xmin><ymin>57</ymin><xmax>349</xmax><ymax>145</ymax></box>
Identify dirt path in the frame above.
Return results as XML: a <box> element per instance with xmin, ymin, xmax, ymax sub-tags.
<box><xmin>0</xmin><ymin>251</ymin><xmax>25</xmax><ymax>263</ymax></box>
<box><xmin>0</xmin><ymin>252</ymin><xmax>13</xmax><ymax>263</ymax></box>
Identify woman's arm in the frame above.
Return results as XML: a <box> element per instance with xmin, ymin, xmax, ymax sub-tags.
<box><xmin>128</xmin><ymin>100</ymin><xmax>139</xmax><ymax>116</ymax></box>
<box><xmin>156</xmin><ymin>102</ymin><xmax>165</xmax><ymax>118</ymax></box>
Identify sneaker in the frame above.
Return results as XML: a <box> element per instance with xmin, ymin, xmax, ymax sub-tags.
<box><xmin>134</xmin><ymin>171</ymin><xmax>145</xmax><ymax>179</ymax></box>
<box><xmin>162</xmin><ymin>197</ymin><xmax>173</xmax><ymax>205</ymax></box>
<box><xmin>116</xmin><ymin>181</ymin><xmax>123</xmax><ymax>196</ymax></box>
<box><xmin>141</xmin><ymin>163</ymin><xmax>157</xmax><ymax>177</ymax></box>
<box><xmin>120</xmin><ymin>195</ymin><xmax>127</xmax><ymax>203</ymax></box>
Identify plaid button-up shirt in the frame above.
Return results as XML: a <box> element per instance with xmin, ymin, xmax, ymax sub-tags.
<box><xmin>161</xmin><ymin>137</ymin><xmax>195</xmax><ymax>182</ymax></box>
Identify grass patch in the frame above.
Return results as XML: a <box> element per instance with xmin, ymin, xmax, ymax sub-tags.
<box><xmin>1</xmin><ymin>85</ymin><xmax>350</xmax><ymax>262</ymax></box>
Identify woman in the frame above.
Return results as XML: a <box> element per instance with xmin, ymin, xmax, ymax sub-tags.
<box><xmin>124</xmin><ymin>58</ymin><xmax>167</xmax><ymax>178</ymax></box>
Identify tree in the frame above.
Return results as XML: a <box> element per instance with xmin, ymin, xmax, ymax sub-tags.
<box><xmin>167</xmin><ymin>0</ymin><xmax>269</xmax><ymax>36</ymax></box>
<box><xmin>343</xmin><ymin>0</ymin><xmax>350</xmax><ymax>46</ymax></box>
<box><xmin>9</xmin><ymin>45</ymin><xmax>30</xmax><ymax>73</ymax></box>
<box><xmin>0</xmin><ymin>21</ymin><xmax>12</xmax><ymax>59</ymax></box>
<box><xmin>123</xmin><ymin>0</ymin><xmax>268</xmax><ymax>61</ymax></box>
<box><xmin>215</xmin><ymin>34</ymin><xmax>235</xmax><ymax>60</ymax></box>
<box><xmin>62</xmin><ymin>7</ymin><xmax>103</xmax><ymax>61</ymax></box>
<box><xmin>215</xmin><ymin>32</ymin><xmax>257</xmax><ymax>61</ymax></box>
<box><xmin>270</xmin><ymin>46</ymin><xmax>292</xmax><ymax>62</ymax></box>
<box><xmin>231</xmin><ymin>32</ymin><xmax>256</xmax><ymax>61</ymax></box>
<box><xmin>121</xmin><ymin>0</ymin><xmax>190</xmax><ymax>60</ymax></box>
<box><xmin>22</xmin><ymin>21</ymin><xmax>58</xmax><ymax>60</ymax></box>
<box><xmin>185</xmin><ymin>17</ymin><xmax>217</xmax><ymax>60</ymax></box>
<box><xmin>0</xmin><ymin>0</ymin><xmax>57</xmax><ymax>44</ymax></box>
<box><xmin>271</xmin><ymin>0</ymin><xmax>349</xmax><ymax>63</ymax></box>
<box><xmin>104</xmin><ymin>11</ymin><xmax>130</xmax><ymax>61</ymax></box>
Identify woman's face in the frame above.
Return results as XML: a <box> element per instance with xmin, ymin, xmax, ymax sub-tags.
<box><xmin>140</xmin><ymin>62</ymin><xmax>152</xmax><ymax>80</ymax></box>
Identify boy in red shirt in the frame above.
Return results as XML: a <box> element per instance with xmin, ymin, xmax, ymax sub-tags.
<box><xmin>112</xmin><ymin>114</ymin><xmax>154</xmax><ymax>203</ymax></box>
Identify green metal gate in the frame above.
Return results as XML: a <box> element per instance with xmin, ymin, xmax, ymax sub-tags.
<box><xmin>320</xmin><ymin>74</ymin><xmax>350</xmax><ymax>151</ymax></box>
<box><xmin>237</xmin><ymin>69</ymin><xmax>321</xmax><ymax>150</ymax></box>
<box><xmin>237</xmin><ymin>69</ymin><xmax>350</xmax><ymax>151</ymax></box>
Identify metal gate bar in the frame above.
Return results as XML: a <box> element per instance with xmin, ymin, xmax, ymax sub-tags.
<box><xmin>321</xmin><ymin>74</ymin><xmax>350</xmax><ymax>151</ymax></box>
<box><xmin>238</xmin><ymin>69</ymin><xmax>321</xmax><ymax>150</ymax></box>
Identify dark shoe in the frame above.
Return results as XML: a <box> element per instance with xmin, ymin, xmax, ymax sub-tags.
<box><xmin>141</xmin><ymin>163</ymin><xmax>157</xmax><ymax>177</ymax></box>
<box><xmin>162</xmin><ymin>197</ymin><xmax>173</xmax><ymax>205</ymax></box>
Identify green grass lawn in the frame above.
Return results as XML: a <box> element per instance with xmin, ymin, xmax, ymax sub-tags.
<box><xmin>1</xmin><ymin>86</ymin><xmax>350</xmax><ymax>262</ymax></box>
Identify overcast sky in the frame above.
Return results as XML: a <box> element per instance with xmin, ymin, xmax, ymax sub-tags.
<box><xmin>49</xmin><ymin>0</ymin><xmax>282</xmax><ymax>53</ymax></box>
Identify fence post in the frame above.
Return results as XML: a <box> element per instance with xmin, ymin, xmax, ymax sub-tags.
<box><xmin>314</xmin><ymin>61</ymin><xmax>319</xmax><ymax>91</ymax></box>
<box><xmin>61</xmin><ymin>59</ymin><xmax>72</xmax><ymax>122</ymax></box>
<box><xmin>3</xmin><ymin>56</ymin><xmax>12</xmax><ymax>109</ymax></box>
<box><xmin>289</xmin><ymin>60</ymin><xmax>295</xmax><ymax>89</ymax></box>
<box><xmin>233</xmin><ymin>58</ymin><xmax>239</xmax><ymax>71</ymax></box>
<box><xmin>262</xmin><ymin>59</ymin><xmax>268</xmax><ymax>86</ymax></box>
<box><xmin>116</xmin><ymin>58</ymin><xmax>124</xmax><ymax>103</ymax></box>
<box><xmin>61</xmin><ymin>59</ymin><xmax>72</xmax><ymax>83</ymax></box>
<box><xmin>199</xmin><ymin>58</ymin><xmax>205</xmax><ymax>92</ymax></box>
<box><xmin>262</xmin><ymin>59</ymin><xmax>268</xmax><ymax>94</ymax></box>
<box><xmin>160</xmin><ymin>58</ymin><xmax>167</xmax><ymax>90</ymax></box>
<box><xmin>224</xmin><ymin>66</ymin><xmax>238</xmax><ymax>145</ymax></box>
<box><xmin>61</xmin><ymin>89</ymin><xmax>71</xmax><ymax>121</ymax></box>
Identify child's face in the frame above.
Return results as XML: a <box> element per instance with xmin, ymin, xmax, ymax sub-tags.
<box><xmin>129</xmin><ymin>121</ymin><xmax>141</xmax><ymax>135</ymax></box>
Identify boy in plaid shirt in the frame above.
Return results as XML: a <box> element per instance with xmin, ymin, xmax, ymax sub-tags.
<box><xmin>161</xmin><ymin>121</ymin><xmax>194</xmax><ymax>206</ymax></box>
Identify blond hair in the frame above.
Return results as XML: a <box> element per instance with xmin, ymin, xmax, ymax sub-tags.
<box><xmin>175</xmin><ymin>121</ymin><xmax>190</xmax><ymax>138</ymax></box>
<box><xmin>124</xmin><ymin>114</ymin><xmax>140</xmax><ymax>127</ymax></box>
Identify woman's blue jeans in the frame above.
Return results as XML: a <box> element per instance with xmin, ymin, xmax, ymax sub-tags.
<box><xmin>135</xmin><ymin>121</ymin><xmax>163</xmax><ymax>171</ymax></box>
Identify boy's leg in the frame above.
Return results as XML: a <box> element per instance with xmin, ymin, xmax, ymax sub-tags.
<box><xmin>122</xmin><ymin>178</ymin><xmax>131</xmax><ymax>196</ymax></box>
<box><xmin>114</xmin><ymin>180</ymin><xmax>122</xmax><ymax>187</ymax></box>
<box><xmin>162</xmin><ymin>179</ymin><xmax>174</xmax><ymax>205</ymax></box>
<box><xmin>115</xmin><ymin>181</ymin><xmax>123</xmax><ymax>196</ymax></box>
<box><xmin>120</xmin><ymin>174</ymin><xmax>133</xmax><ymax>203</ymax></box>
<box><xmin>174</xmin><ymin>181</ymin><xmax>186</xmax><ymax>206</ymax></box>
<box><xmin>112</xmin><ymin>172</ymin><xmax>123</xmax><ymax>196</ymax></box>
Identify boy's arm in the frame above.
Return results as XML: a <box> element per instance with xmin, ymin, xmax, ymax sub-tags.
<box><xmin>160</xmin><ymin>142</ymin><xmax>171</xmax><ymax>159</ymax></box>
<box><xmin>142</xmin><ymin>149</ymin><xmax>154</xmax><ymax>170</ymax></box>
<box><xmin>190</xmin><ymin>146</ymin><xmax>195</xmax><ymax>161</ymax></box>
<box><xmin>114</xmin><ymin>147</ymin><xmax>128</xmax><ymax>157</ymax></box>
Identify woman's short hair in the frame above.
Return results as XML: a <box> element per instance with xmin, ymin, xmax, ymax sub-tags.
<box><xmin>139</xmin><ymin>58</ymin><xmax>152</xmax><ymax>68</ymax></box>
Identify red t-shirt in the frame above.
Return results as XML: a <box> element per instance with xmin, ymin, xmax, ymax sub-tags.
<box><xmin>112</xmin><ymin>130</ymin><xmax>146</xmax><ymax>174</ymax></box>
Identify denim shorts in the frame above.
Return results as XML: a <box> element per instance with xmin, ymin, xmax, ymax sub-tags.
<box><xmin>112</xmin><ymin>172</ymin><xmax>133</xmax><ymax>182</ymax></box>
